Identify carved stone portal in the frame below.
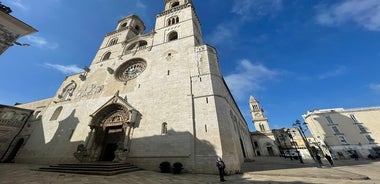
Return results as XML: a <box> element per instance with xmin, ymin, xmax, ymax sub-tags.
<box><xmin>74</xmin><ymin>93</ymin><xmax>140</xmax><ymax>163</ymax></box>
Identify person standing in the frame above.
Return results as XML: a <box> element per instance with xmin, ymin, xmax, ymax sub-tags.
<box><xmin>325</xmin><ymin>154</ymin><xmax>334</xmax><ymax>167</ymax></box>
<box><xmin>216</xmin><ymin>157</ymin><xmax>227</xmax><ymax>182</ymax></box>
<box><xmin>315</xmin><ymin>154</ymin><xmax>323</xmax><ymax>168</ymax></box>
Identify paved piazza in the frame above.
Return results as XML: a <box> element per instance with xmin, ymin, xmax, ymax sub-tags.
<box><xmin>0</xmin><ymin>157</ymin><xmax>379</xmax><ymax>184</ymax></box>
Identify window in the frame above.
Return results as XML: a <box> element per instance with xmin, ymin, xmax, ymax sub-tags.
<box><xmin>34</xmin><ymin>111</ymin><xmax>41</xmax><ymax>120</ymax></box>
<box><xmin>357</xmin><ymin>124</ymin><xmax>367</xmax><ymax>133</ymax></box>
<box><xmin>259</xmin><ymin>124</ymin><xmax>265</xmax><ymax>132</ymax></box>
<box><xmin>168</xmin><ymin>31</ymin><xmax>178</xmax><ymax>41</ymax></box>
<box><xmin>254</xmin><ymin>141</ymin><xmax>258</xmax><ymax>147</ymax></box>
<box><xmin>167</xmin><ymin>16</ymin><xmax>180</xmax><ymax>26</ymax></box>
<box><xmin>350</xmin><ymin>114</ymin><xmax>358</xmax><ymax>122</ymax></box>
<box><xmin>171</xmin><ymin>1</ymin><xmax>180</xmax><ymax>8</ymax></box>
<box><xmin>126</xmin><ymin>40</ymin><xmax>147</xmax><ymax>51</ymax></box>
<box><xmin>337</xmin><ymin>135</ymin><xmax>348</xmax><ymax>144</ymax></box>
<box><xmin>331</xmin><ymin>126</ymin><xmax>341</xmax><ymax>134</ymax></box>
<box><xmin>101</xmin><ymin>52</ymin><xmax>111</xmax><ymax>61</ymax></box>
<box><xmin>325</xmin><ymin>116</ymin><xmax>334</xmax><ymax>125</ymax></box>
<box><xmin>50</xmin><ymin>106</ymin><xmax>63</xmax><ymax>121</ymax></box>
<box><xmin>365</xmin><ymin>135</ymin><xmax>375</xmax><ymax>143</ymax></box>
<box><xmin>135</xmin><ymin>25</ymin><xmax>140</xmax><ymax>32</ymax></box>
<box><xmin>121</xmin><ymin>22</ymin><xmax>127</xmax><ymax>28</ymax></box>
<box><xmin>161</xmin><ymin>122</ymin><xmax>168</xmax><ymax>135</ymax></box>
<box><xmin>108</xmin><ymin>38</ymin><xmax>118</xmax><ymax>46</ymax></box>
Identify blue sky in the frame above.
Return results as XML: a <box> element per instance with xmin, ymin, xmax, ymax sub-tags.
<box><xmin>1</xmin><ymin>0</ymin><xmax>380</xmax><ymax>131</ymax></box>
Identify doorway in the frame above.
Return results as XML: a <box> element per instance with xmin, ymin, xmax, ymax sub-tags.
<box><xmin>267</xmin><ymin>147</ymin><xmax>274</xmax><ymax>156</ymax></box>
<box><xmin>99</xmin><ymin>127</ymin><xmax>124</xmax><ymax>161</ymax></box>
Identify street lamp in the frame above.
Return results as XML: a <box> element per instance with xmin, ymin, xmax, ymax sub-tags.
<box><xmin>293</xmin><ymin>119</ymin><xmax>318</xmax><ymax>162</ymax></box>
<box><xmin>287</xmin><ymin>129</ymin><xmax>303</xmax><ymax>163</ymax></box>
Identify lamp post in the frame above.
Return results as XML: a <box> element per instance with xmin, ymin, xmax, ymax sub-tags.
<box><xmin>287</xmin><ymin>129</ymin><xmax>303</xmax><ymax>163</ymax></box>
<box><xmin>293</xmin><ymin>119</ymin><xmax>316</xmax><ymax>161</ymax></box>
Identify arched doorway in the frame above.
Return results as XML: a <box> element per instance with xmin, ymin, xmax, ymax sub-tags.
<box><xmin>92</xmin><ymin>106</ymin><xmax>130</xmax><ymax>162</ymax></box>
<box><xmin>75</xmin><ymin>93</ymin><xmax>140</xmax><ymax>163</ymax></box>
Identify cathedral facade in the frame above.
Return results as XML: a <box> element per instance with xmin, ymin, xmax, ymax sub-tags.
<box><xmin>9</xmin><ymin>0</ymin><xmax>254</xmax><ymax>174</ymax></box>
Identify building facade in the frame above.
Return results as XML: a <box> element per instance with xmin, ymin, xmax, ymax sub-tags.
<box><xmin>10</xmin><ymin>0</ymin><xmax>254</xmax><ymax>174</ymax></box>
<box><xmin>303</xmin><ymin>107</ymin><xmax>380</xmax><ymax>159</ymax></box>
<box><xmin>0</xmin><ymin>105</ymin><xmax>32</xmax><ymax>162</ymax></box>
<box><xmin>0</xmin><ymin>3</ymin><xmax>37</xmax><ymax>55</ymax></box>
<box><xmin>249</xmin><ymin>96</ymin><xmax>280</xmax><ymax>156</ymax></box>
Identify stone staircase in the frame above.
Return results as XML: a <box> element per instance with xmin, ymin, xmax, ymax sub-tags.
<box><xmin>37</xmin><ymin>162</ymin><xmax>141</xmax><ymax>176</ymax></box>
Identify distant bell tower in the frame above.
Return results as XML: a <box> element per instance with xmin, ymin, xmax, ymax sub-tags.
<box><xmin>249</xmin><ymin>96</ymin><xmax>270</xmax><ymax>132</ymax></box>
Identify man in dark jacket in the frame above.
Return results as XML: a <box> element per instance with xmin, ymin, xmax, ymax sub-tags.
<box><xmin>216</xmin><ymin>157</ymin><xmax>226</xmax><ymax>182</ymax></box>
<box><xmin>325</xmin><ymin>154</ymin><xmax>334</xmax><ymax>166</ymax></box>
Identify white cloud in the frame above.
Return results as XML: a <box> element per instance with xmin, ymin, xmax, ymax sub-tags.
<box><xmin>225</xmin><ymin>59</ymin><xmax>280</xmax><ymax>100</ymax></box>
<box><xmin>8</xmin><ymin>0</ymin><xmax>28</xmax><ymax>10</ymax></box>
<box><xmin>136</xmin><ymin>0</ymin><xmax>147</xmax><ymax>9</ymax></box>
<box><xmin>44</xmin><ymin>63</ymin><xmax>83</xmax><ymax>75</ymax></box>
<box><xmin>232</xmin><ymin>0</ymin><xmax>282</xmax><ymax>20</ymax></box>
<box><xmin>25</xmin><ymin>36</ymin><xmax>58</xmax><ymax>50</ymax></box>
<box><xmin>316</xmin><ymin>0</ymin><xmax>380</xmax><ymax>31</ymax></box>
<box><xmin>207</xmin><ymin>23</ymin><xmax>234</xmax><ymax>45</ymax></box>
<box><xmin>318</xmin><ymin>65</ymin><xmax>347</xmax><ymax>79</ymax></box>
<box><xmin>369</xmin><ymin>83</ymin><xmax>380</xmax><ymax>94</ymax></box>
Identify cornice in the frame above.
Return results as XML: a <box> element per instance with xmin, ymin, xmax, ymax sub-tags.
<box><xmin>157</xmin><ymin>4</ymin><xmax>191</xmax><ymax>17</ymax></box>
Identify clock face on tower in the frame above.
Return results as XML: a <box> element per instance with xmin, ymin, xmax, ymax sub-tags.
<box><xmin>115</xmin><ymin>59</ymin><xmax>146</xmax><ymax>81</ymax></box>
<box><xmin>255</xmin><ymin>113</ymin><xmax>262</xmax><ymax>118</ymax></box>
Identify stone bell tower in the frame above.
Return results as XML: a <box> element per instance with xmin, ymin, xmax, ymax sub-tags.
<box><xmin>249</xmin><ymin>96</ymin><xmax>270</xmax><ymax>132</ymax></box>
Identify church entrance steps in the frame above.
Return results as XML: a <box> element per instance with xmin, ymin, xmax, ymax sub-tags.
<box><xmin>36</xmin><ymin>162</ymin><xmax>141</xmax><ymax>176</ymax></box>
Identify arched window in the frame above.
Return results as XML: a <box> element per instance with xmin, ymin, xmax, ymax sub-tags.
<box><xmin>108</xmin><ymin>38</ymin><xmax>118</xmax><ymax>46</ymax></box>
<box><xmin>102</xmin><ymin>52</ymin><xmax>111</xmax><ymax>61</ymax></box>
<box><xmin>34</xmin><ymin>111</ymin><xmax>42</xmax><ymax>120</ymax></box>
<box><xmin>126</xmin><ymin>40</ymin><xmax>148</xmax><ymax>51</ymax></box>
<box><xmin>126</xmin><ymin>42</ymin><xmax>137</xmax><ymax>51</ymax></box>
<box><xmin>259</xmin><ymin>124</ymin><xmax>265</xmax><ymax>132</ymax></box>
<box><xmin>135</xmin><ymin>25</ymin><xmax>140</xmax><ymax>32</ymax></box>
<box><xmin>168</xmin><ymin>31</ymin><xmax>178</xmax><ymax>41</ymax></box>
<box><xmin>50</xmin><ymin>106</ymin><xmax>63</xmax><ymax>121</ymax></box>
<box><xmin>172</xmin><ymin>1</ymin><xmax>180</xmax><ymax>8</ymax></box>
<box><xmin>121</xmin><ymin>22</ymin><xmax>127</xmax><ymax>28</ymax></box>
<box><xmin>138</xmin><ymin>40</ymin><xmax>148</xmax><ymax>47</ymax></box>
<box><xmin>162</xmin><ymin>122</ymin><xmax>168</xmax><ymax>135</ymax></box>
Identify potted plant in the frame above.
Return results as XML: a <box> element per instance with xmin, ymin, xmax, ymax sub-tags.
<box><xmin>172</xmin><ymin>162</ymin><xmax>183</xmax><ymax>174</ymax></box>
<box><xmin>159</xmin><ymin>161</ymin><xmax>171</xmax><ymax>173</ymax></box>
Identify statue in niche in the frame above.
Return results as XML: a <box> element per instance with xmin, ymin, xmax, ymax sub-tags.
<box><xmin>59</xmin><ymin>81</ymin><xmax>77</xmax><ymax>100</ymax></box>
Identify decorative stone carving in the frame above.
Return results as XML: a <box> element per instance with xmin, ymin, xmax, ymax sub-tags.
<box><xmin>114</xmin><ymin>59</ymin><xmax>146</xmax><ymax>81</ymax></box>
